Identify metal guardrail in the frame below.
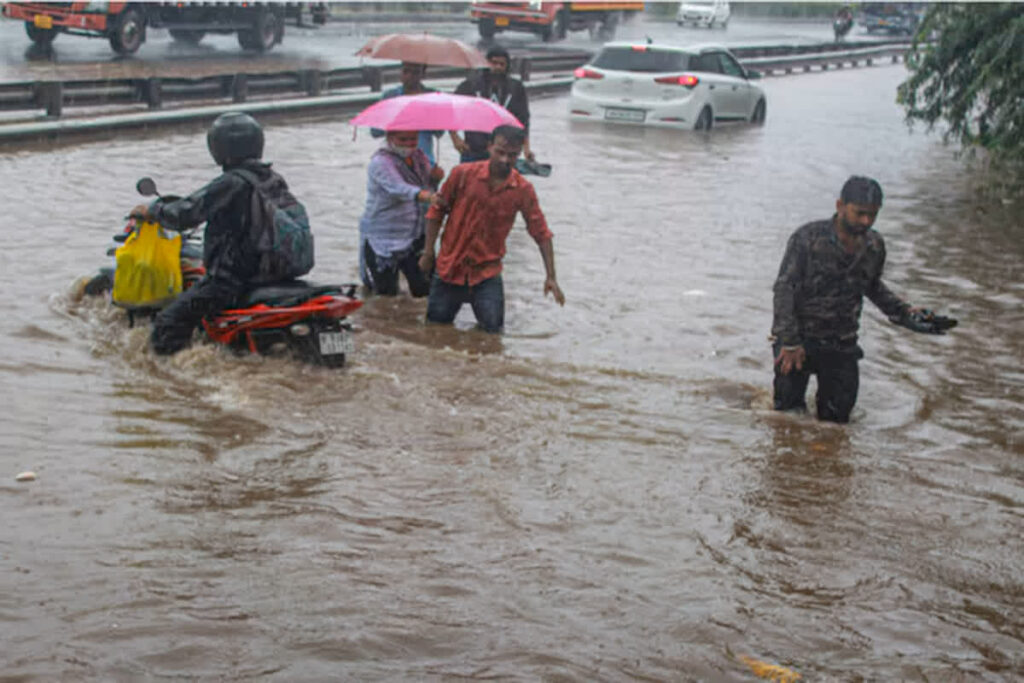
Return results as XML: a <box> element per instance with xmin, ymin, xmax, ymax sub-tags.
<box><xmin>741</xmin><ymin>43</ymin><xmax>911</xmax><ymax>75</ymax></box>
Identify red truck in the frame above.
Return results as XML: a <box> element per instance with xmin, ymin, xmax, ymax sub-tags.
<box><xmin>470</xmin><ymin>1</ymin><xmax>644</xmax><ymax>42</ymax></box>
<box><xmin>2</xmin><ymin>2</ymin><xmax>327</xmax><ymax>56</ymax></box>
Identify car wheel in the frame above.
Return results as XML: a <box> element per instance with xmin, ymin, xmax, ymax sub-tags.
<box><xmin>694</xmin><ymin>106</ymin><xmax>713</xmax><ymax>131</ymax></box>
<box><xmin>750</xmin><ymin>99</ymin><xmax>766</xmax><ymax>125</ymax></box>
<box><xmin>108</xmin><ymin>8</ymin><xmax>145</xmax><ymax>55</ymax></box>
<box><xmin>676</xmin><ymin>20</ymin><xmax>683</xmax><ymax>27</ymax></box>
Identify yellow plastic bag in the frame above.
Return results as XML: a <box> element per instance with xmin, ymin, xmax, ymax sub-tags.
<box><xmin>111</xmin><ymin>220</ymin><xmax>182</xmax><ymax>309</ymax></box>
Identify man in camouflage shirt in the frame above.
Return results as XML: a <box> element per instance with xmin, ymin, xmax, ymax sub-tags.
<box><xmin>771</xmin><ymin>176</ymin><xmax>955</xmax><ymax>423</ymax></box>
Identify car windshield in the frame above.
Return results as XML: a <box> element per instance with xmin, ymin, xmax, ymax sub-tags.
<box><xmin>591</xmin><ymin>47</ymin><xmax>692</xmax><ymax>73</ymax></box>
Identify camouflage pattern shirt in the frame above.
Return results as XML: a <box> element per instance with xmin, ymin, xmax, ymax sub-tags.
<box><xmin>772</xmin><ymin>217</ymin><xmax>908</xmax><ymax>348</ymax></box>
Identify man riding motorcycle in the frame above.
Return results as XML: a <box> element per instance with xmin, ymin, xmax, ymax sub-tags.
<box><xmin>833</xmin><ymin>5</ymin><xmax>854</xmax><ymax>41</ymax></box>
<box><xmin>132</xmin><ymin>112</ymin><xmax>304</xmax><ymax>355</ymax></box>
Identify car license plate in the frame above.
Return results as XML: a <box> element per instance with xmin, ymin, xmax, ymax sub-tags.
<box><xmin>318</xmin><ymin>330</ymin><xmax>353</xmax><ymax>355</ymax></box>
<box><xmin>495</xmin><ymin>16</ymin><xmax>509</xmax><ymax>26</ymax></box>
<box><xmin>34</xmin><ymin>14</ymin><xmax>54</xmax><ymax>29</ymax></box>
<box><xmin>605</xmin><ymin>107</ymin><xmax>646</xmax><ymax>123</ymax></box>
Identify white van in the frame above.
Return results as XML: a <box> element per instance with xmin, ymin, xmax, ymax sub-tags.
<box><xmin>676</xmin><ymin>1</ymin><xmax>731</xmax><ymax>29</ymax></box>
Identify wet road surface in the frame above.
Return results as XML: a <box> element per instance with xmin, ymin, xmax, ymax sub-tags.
<box><xmin>1</xmin><ymin>61</ymin><xmax>1022</xmax><ymax>680</ymax></box>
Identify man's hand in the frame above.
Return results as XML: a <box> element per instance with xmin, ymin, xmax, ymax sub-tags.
<box><xmin>892</xmin><ymin>308</ymin><xmax>958</xmax><ymax>334</ymax></box>
<box><xmin>430</xmin><ymin>165</ymin><xmax>445</xmax><ymax>183</ymax></box>
<box><xmin>418</xmin><ymin>249</ymin><xmax>435</xmax><ymax>275</ymax></box>
<box><xmin>429</xmin><ymin>193</ymin><xmax>447</xmax><ymax>211</ymax></box>
<box><xmin>775</xmin><ymin>345</ymin><xmax>806</xmax><ymax>375</ymax></box>
<box><xmin>524</xmin><ymin>148</ymin><xmax>536</xmax><ymax>163</ymax></box>
<box><xmin>130</xmin><ymin>203</ymin><xmax>151</xmax><ymax>220</ymax></box>
<box><xmin>544</xmin><ymin>278</ymin><xmax>565</xmax><ymax>306</ymax></box>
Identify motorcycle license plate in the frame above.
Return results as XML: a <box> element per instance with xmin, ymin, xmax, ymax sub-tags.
<box><xmin>495</xmin><ymin>17</ymin><xmax>509</xmax><ymax>26</ymax></box>
<box><xmin>318</xmin><ymin>330</ymin><xmax>354</xmax><ymax>355</ymax></box>
<box><xmin>34</xmin><ymin>14</ymin><xmax>54</xmax><ymax>29</ymax></box>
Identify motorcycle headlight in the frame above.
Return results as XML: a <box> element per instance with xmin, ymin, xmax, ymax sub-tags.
<box><xmin>290</xmin><ymin>323</ymin><xmax>311</xmax><ymax>337</ymax></box>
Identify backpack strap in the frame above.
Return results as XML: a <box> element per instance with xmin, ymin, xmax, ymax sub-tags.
<box><xmin>228</xmin><ymin>167</ymin><xmax>262</xmax><ymax>189</ymax></box>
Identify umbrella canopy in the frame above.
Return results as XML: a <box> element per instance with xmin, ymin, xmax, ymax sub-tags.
<box><xmin>350</xmin><ymin>92</ymin><xmax>524</xmax><ymax>133</ymax></box>
<box><xmin>355</xmin><ymin>32</ymin><xmax>488</xmax><ymax>69</ymax></box>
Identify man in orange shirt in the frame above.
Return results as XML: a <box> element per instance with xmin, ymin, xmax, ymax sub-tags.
<box><xmin>418</xmin><ymin>125</ymin><xmax>565</xmax><ymax>332</ymax></box>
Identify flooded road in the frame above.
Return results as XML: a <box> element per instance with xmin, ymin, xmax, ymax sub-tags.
<box><xmin>1</xmin><ymin>64</ymin><xmax>1022</xmax><ymax>680</ymax></box>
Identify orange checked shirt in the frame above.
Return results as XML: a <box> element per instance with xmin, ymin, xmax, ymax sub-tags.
<box><xmin>425</xmin><ymin>160</ymin><xmax>553</xmax><ymax>287</ymax></box>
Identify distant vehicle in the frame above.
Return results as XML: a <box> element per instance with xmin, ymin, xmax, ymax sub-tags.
<box><xmin>569</xmin><ymin>41</ymin><xmax>765</xmax><ymax>131</ymax></box>
<box><xmin>469</xmin><ymin>1</ymin><xmax>644</xmax><ymax>42</ymax></box>
<box><xmin>860</xmin><ymin>3</ymin><xmax>920</xmax><ymax>36</ymax></box>
<box><xmin>2</xmin><ymin>2</ymin><xmax>327</xmax><ymax>56</ymax></box>
<box><xmin>676</xmin><ymin>1</ymin><xmax>731</xmax><ymax>29</ymax></box>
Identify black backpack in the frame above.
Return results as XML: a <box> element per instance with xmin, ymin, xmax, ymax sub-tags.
<box><xmin>231</xmin><ymin>168</ymin><xmax>314</xmax><ymax>284</ymax></box>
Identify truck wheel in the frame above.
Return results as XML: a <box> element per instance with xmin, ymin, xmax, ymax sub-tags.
<box><xmin>25</xmin><ymin>22</ymin><xmax>59</xmax><ymax>46</ymax></box>
<box><xmin>238</xmin><ymin>9</ymin><xmax>280</xmax><ymax>51</ymax></box>
<box><xmin>108</xmin><ymin>8</ymin><xmax>144</xmax><ymax>55</ymax></box>
<box><xmin>555</xmin><ymin>9</ymin><xmax>569</xmax><ymax>39</ymax></box>
<box><xmin>169</xmin><ymin>29</ymin><xmax>205</xmax><ymax>45</ymax></box>
<box><xmin>478</xmin><ymin>18</ymin><xmax>496</xmax><ymax>39</ymax></box>
<box><xmin>597</xmin><ymin>11</ymin><xmax>619</xmax><ymax>41</ymax></box>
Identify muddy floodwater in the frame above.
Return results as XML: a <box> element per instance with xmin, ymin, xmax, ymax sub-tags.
<box><xmin>1</xmin><ymin>65</ymin><xmax>1021</xmax><ymax>681</ymax></box>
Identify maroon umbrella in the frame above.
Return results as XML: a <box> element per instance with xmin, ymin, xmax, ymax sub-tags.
<box><xmin>355</xmin><ymin>32</ymin><xmax>488</xmax><ymax>69</ymax></box>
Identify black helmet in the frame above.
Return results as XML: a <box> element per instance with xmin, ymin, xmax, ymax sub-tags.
<box><xmin>207</xmin><ymin>112</ymin><xmax>264</xmax><ymax>166</ymax></box>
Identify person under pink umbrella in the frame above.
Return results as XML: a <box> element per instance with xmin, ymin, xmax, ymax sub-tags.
<box><xmin>357</xmin><ymin>129</ymin><xmax>443</xmax><ymax>298</ymax></box>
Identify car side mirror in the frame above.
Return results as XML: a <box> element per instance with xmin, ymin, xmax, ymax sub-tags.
<box><xmin>745</xmin><ymin>70</ymin><xmax>762</xmax><ymax>80</ymax></box>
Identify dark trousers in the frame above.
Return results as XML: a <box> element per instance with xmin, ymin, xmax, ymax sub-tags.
<box><xmin>363</xmin><ymin>239</ymin><xmax>429</xmax><ymax>298</ymax></box>
<box><xmin>773</xmin><ymin>340</ymin><xmax>862</xmax><ymax>423</ymax></box>
<box><xmin>150</xmin><ymin>277</ymin><xmax>246</xmax><ymax>355</ymax></box>
<box><xmin>425</xmin><ymin>273</ymin><xmax>504</xmax><ymax>333</ymax></box>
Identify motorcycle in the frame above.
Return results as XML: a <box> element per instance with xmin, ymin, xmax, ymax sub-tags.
<box><xmin>833</xmin><ymin>15</ymin><xmax>854</xmax><ymax>41</ymax></box>
<box><xmin>83</xmin><ymin>177</ymin><xmax>363</xmax><ymax>368</ymax></box>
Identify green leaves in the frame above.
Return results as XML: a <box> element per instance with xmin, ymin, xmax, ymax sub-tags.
<box><xmin>898</xmin><ymin>3</ymin><xmax>1024</xmax><ymax>165</ymax></box>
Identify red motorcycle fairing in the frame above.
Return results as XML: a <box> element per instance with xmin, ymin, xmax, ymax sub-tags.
<box><xmin>201</xmin><ymin>284</ymin><xmax>363</xmax><ymax>367</ymax></box>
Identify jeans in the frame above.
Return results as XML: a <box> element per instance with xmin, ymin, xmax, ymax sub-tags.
<box><xmin>362</xmin><ymin>238</ymin><xmax>429</xmax><ymax>298</ymax></box>
<box><xmin>425</xmin><ymin>273</ymin><xmax>504</xmax><ymax>333</ymax></box>
<box><xmin>151</xmin><ymin>276</ymin><xmax>246</xmax><ymax>355</ymax></box>
<box><xmin>772</xmin><ymin>340</ymin><xmax>862</xmax><ymax>423</ymax></box>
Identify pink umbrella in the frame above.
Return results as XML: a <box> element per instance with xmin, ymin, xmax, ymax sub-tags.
<box><xmin>355</xmin><ymin>33</ymin><xmax>488</xmax><ymax>69</ymax></box>
<box><xmin>349</xmin><ymin>92</ymin><xmax>524</xmax><ymax>133</ymax></box>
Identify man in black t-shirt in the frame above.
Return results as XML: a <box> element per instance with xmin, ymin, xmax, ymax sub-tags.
<box><xmin>450</xmin><ymin>46</ymin><xmax>535</xmax><ymax>164</ymax></box>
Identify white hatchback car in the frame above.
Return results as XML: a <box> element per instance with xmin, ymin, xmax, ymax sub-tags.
<box><xmin>677</xmin><ymin>1</ymin><xmax>731</xmax><ymax>28</ymax></box>
<box><xmin>568</xmin><ymin>42</ymin><xmax>766</xmax><ymax>130</ymax></box>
